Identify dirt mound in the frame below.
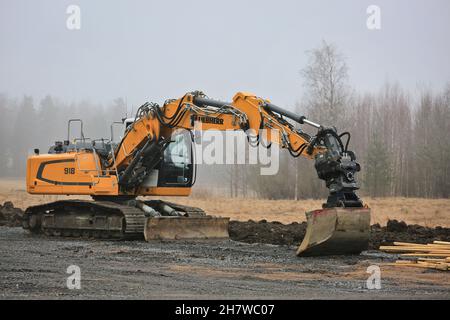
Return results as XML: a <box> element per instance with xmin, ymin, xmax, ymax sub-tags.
<box><xmin>229</xmin><ymin>219</ymin><xmax>450</xmax><ymax>250</ymax></box>
<box><xmin>229</xmin><ymin>219</ymin><xmax>308</xmax><ymax>246</ymax></box>
<box><xmin>0</xmin><ymin>201</ymin><xmax>23</xmax><ymax>227</ymax></box>
<box><xmin>369</xmin><ymin>219</ymin><xmax>450</xmax><ymax>249</ymax></box>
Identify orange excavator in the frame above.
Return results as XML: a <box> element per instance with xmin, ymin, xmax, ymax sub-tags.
<box><xmin>22</xmin><ymin>91</ymin><xmax>370</xmax><ymax>256</ymax></box>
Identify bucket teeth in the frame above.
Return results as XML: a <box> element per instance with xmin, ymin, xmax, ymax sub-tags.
<box><xmin>297</xmin><ymin>208</ymin><xmax>371</xmax><ymax>256</ymax></box>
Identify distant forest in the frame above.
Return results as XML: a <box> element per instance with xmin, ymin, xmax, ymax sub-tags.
<box><xmin>1</xmin><ymin>42</ymin><xmax>449</xmax><ymax>199</ymax></box>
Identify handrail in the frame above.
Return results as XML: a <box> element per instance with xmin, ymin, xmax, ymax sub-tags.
<box><xmin>67</xmin><ymin>119</ymin><xmax>84</xmax><ymax>143</ymax></box>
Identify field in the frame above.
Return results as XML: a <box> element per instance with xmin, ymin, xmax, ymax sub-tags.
<box><xmin>1</xmin><ymin>178</ymin><xmax>449</xmax><ymax>227</ymax></box>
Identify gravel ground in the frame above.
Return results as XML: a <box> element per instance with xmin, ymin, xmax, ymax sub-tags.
<box><xmin>0</xmin><ymin>227</ymin><xmax>449</xmax><ymax>299</ymax></box>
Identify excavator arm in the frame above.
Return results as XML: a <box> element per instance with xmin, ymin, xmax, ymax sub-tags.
<box><xmin>112</xmin><ymin>91</ymin><xmax>363</xmax><ymax>209</ymax></box>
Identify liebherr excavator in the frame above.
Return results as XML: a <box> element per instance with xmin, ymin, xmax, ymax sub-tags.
<box><xmin>22</xmin><ymin>91</ymin><xmax>370</xmax><ymax>256</ymax></box>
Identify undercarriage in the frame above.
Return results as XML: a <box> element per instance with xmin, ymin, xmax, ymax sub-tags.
<box><xmin>22</xmin><ymin>199</ymin><xmax>226</xmax><ymax>240</ymax></box>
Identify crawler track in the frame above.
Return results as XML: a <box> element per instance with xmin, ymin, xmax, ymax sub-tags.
<box><xmin>22</xmin><ymin>199</ymin><xmax>208</xmax><ymax>239</ymax></box>
<box><xmin>23</xmin><ymin>200</ymin><xmax>146</xmax><ymax>239</ymax></box>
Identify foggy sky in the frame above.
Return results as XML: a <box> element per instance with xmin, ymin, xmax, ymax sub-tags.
<box><xmin>1</xmin><ymin>0</ymin><xmax>449</xmax><ymax>111</ymax></box>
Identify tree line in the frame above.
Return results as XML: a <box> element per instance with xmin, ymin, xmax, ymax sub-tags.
<box><xmin>227</xmin><ymin>42</ymin><xmax>450</xmax><ymax>199</ymax></box>
<box><xmin>0</xmin><ymin>41</ymin><xmax>449</xmax><ymax>199</ymax></box>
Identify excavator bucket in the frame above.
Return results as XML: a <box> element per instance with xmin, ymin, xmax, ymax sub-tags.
<box><xmin>297</xmin><ymin>207</ymin><xmax>371</xmax><ymax>256</ymax></box>
<box><xmin>144</xmin><ymin>216</ymin><xmax>230</xmax><ymax>241</ymax></box>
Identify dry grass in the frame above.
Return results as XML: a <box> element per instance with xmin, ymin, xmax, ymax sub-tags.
<box><xmin>1</xmin><ymin>178</ymin><xmax>449</xmax><ymax>227</ymax></box>
<box><xmin>157</xmin><ymin>196</ymin><xmax>450</xmax><ymax>227</ymax></box>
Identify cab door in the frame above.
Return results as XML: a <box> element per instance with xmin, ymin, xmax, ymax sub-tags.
<box><xmin>157</xmin><ymin>130</ymin><xmax>193</xmax><ymax>187</ymax></box>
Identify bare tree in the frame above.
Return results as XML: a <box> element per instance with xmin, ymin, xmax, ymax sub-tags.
<box><xmin>286</xmin><ymin>41</ymin><xmax>351</xmax><ymax>200</ymax></box>
<box><xmin>300</xmin><ymin>40</ymin><xmax>350</xmax><ymax>126</ymax></box>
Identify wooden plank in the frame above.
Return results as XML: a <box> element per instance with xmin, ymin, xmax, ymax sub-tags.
<box><xmin>417</xmin><ymin>261</ymin><xmax>436</xmax><ymax>266</ymax></box>
<box><xmin>380</xmin><ymin>245</ymin><xmax>450</xmax><ymax>251</ymax></box>
<box><xmin>380</xmin><ymin>247</ymin><xmax>450</xmax><ymax>253</ymax></box>
<box><xmin>426</xmin><ymin>244</ymin><xmax>450</xmax><ymax>249</ymax></box>
<box><xmin>392</xmin><ymin>261</ymin><xmax>448</xmax><ymax>271</ymax></box>
<box><xmin>393</xmin><ymin>242</ymin><xmax>424</xmax><ymax>246</ymax></box>
<box><xmin>402</xmin><ymin>253</ymin><xmax>450</xmax><ymax>257</ymax></box>
<box><xmin>395</xmin><ymin>260</ymin><xmax>415</xmax><ymax>264</ymax></box>
<box><xmin>428</xmin><ymin>245</ymin><xmax>450</xmax><ymax>247</ymax></box>
<box><xmin>381</xmin><ymin>243</ymin><xmax>450</xmax><ymax>250</ymax></box>
<box><xmin>380</xmin><ymin>245</ymin><xmax>426</xmax><ymax>249</ymax></box>
<box><xmin>434</xmin><ymin>241</ymin><xmax>450</xmax><ymax>245</ymax></box>
<box><xmin>434</xmin><ymin>263</ymin><xmax>449</xmax><ymax>271</ymax></box>
<box><xmin>418</xmin><ymin>258</ymin><xmax>446</xmax><ymax>262</ymax></box>
<box><xmin>388</xmin><ymin>263</ymin><xmax>432</xmax><ymax>269</ymax></box>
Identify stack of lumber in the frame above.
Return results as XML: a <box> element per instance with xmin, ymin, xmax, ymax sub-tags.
<box><xmin>380</xmin><ymin>241</ymin><xmax>450</xmax><ymax>271</ymax></box>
